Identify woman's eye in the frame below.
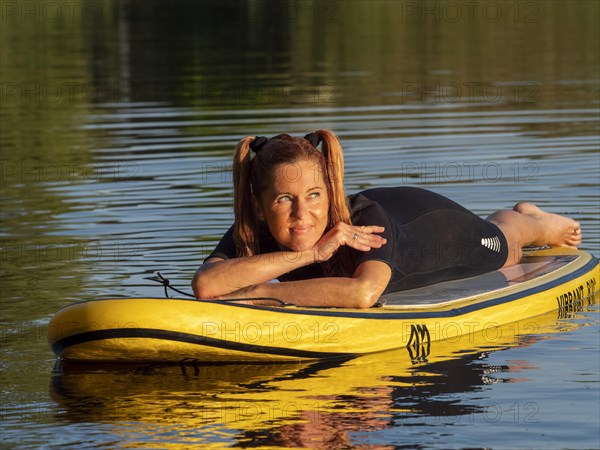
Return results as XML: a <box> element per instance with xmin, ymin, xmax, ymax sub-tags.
<box><xmin>309</xmin><ymin>192</ymin><xmax>320</xmax><ymax>198</ymax></box>
<box><xmin>277</xmin><ymin>195</ymin><xmax>291</xmax><ymax>203</ymax></box>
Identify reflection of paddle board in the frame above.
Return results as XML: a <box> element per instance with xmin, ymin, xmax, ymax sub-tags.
<box><xmin>50</xmin><ymin>302</ymin><xmax>598</xmax><ymax>439</ymax></box>
<box><xmin>48</xmin><ymin>248</ymin><xmax>599</xmax><ymax>362</ymax></box>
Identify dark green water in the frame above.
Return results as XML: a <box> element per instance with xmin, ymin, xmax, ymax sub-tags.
<box><xmin>1</xmin><ymin>1</ymin><xmax>599</xmax><ymax>448</ymax></box>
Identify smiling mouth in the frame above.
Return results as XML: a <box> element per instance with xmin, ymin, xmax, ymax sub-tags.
<box><xmin>290</xmin><ymin>226</ymin><xmax>312</xmax><ymax>235</ymax></box>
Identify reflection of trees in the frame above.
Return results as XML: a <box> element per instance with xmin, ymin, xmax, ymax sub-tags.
<box><xmin>1</xmin><ymin>4</ymin><xmax>107</xmax><ymax>319</ymax></box>
<box><xmin>86</xmin><ymin>1</ymin><xmax>600</xmax><ymax>111</ymax></box>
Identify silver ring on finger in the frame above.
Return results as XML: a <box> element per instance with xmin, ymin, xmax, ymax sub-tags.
<box><xmin>353</xmin><ymin>233</ymin><xmax>359</xmax><ymax>240</ymax></box>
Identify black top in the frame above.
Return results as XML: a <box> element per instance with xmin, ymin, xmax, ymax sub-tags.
<box><xmin>205</xmin><ymin>187</ymin><xmax>508</xmax><ymax>294</ymax></box>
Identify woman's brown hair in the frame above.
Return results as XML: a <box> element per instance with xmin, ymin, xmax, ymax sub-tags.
<box><xmin>232</xmin><ymin>130</ymin><xmax>353</xmax><ymax>273</ymax></box>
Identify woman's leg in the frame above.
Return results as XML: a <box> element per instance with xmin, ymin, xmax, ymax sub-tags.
<box><xmin>487</xmin><ymin>202</ymin><xmax>582</xmax><ymax>267</ymax></box>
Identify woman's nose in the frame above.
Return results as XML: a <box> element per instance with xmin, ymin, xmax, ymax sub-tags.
<box><xmin>292</xmin><ymin>199</ymin><xmax>308</xmax><ymax>219</ymax></box>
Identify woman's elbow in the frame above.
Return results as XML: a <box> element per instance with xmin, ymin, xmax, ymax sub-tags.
<box><xmin>354</xmin><ymin>295</ymin><xmax>378</xmax><ymax>309</ymax></box>
<box><xmin>353</xmin><ymin>284</ymin><xmax>381</xmax><ymax>309</ymax></box>
<box><xmin>192</xmin><ymin>271</ymin><xmax>217</xmax><ymax>299</ymax></box>
<box><xmin>353</xmin><ymin>278</ymin><xmax>385</xmax><ymax>309</ymax></box>
<box><xmin>192</xmin><ymin>259</ymin><xmax>227</xmax><ymax>299</ymax></box>
<box><xmin>191</xmin><ymin>274</ymin><xmax>204</xmax><ymax>298</ymax></box>
<box><xmin>350</xmin><ymin>262</ymin><xmax>391</xmax><ymax>309</ymax></box>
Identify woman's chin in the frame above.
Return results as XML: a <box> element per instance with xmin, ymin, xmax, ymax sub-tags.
<box><xmin>288</xmin><ymin>243</ymin><xmax>313</xmax><ymax>252</ymax></box>
<box><xmin>285</xmin><ymin>238</ymin><xmax>317</xmax><ymax>253</ymax></box>
<box><xmin>277</xmin><ymin>231</ymin><xmax>322</xmax><ymax>253</ymax></box>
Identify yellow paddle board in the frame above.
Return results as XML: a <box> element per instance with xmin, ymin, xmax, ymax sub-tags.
<box><xmin>48</xmin><ymin>248</ymin><xmax>599</xmax><ymax>362</ymax></box>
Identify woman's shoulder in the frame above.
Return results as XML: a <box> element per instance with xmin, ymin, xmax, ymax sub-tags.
<box><xmin>348</xmin><ymin>187</ymin><xmax>400</xmax><ymax>211</ymax></box>
<box><xmin>347</xmin><ymin>189</ymin><xmax>390</xmax><ymax>224</ymax></box>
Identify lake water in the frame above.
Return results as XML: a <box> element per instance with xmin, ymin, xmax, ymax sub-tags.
<box><xmin>1</xmin><ymin>1</ymin><xmax>599</xmax><ymax>448</ymax></box>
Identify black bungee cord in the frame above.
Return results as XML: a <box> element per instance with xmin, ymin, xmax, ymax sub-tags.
<box><xmin>145</xmin><ymin>272</ymin><xmax>195</xmax><ymax>298</ymax></box>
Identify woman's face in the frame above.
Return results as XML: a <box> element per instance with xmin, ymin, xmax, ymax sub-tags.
<box><xmin>257</xmin><ymin>158</ymin><xmax>329</xmax><ymax>252</ymax></box>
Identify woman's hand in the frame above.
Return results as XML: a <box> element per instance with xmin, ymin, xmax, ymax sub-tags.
<box><xmin>312</xmin><ymin>223</ymin><xmax>387</xmax><ymax>262</ymax></box>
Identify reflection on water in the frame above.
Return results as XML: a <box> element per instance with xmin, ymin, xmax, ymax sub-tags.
<box><xmin>41</xmin><ymin>304</ymin><xmax>597</xmax><ymax>448</ymax></box>
<box><xmin>1</xmin><ymin>0</ymin><xmax>599</xmax><ymax>448</ymax></box>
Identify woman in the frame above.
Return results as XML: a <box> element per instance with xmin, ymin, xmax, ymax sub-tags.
<box><xmin>192</xmin><ymin>130</ymin><xmax>581</xmax><ymax>308</ymax></box>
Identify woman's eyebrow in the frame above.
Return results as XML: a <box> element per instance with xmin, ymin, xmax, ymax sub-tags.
<box><xmin>272</xmin><ymin>186</ymin><xmax>322</xmax><ymax>197</ymax></box>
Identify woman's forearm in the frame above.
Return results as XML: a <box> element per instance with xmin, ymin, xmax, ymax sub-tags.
<box><xmin>192</xmin><ymin>250</ymin><xmax>316</xmax><ymax>299</ymax></box>
<box><xmin>220</xmin><ymin>277</ymin><xmax>379</xmax><ymax>309</ymax></box>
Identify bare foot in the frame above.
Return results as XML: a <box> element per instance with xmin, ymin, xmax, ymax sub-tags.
<box><xmin>513</xmin><ymin>202</ymin><xmax>581</xmax><ymax>248</ymax></box>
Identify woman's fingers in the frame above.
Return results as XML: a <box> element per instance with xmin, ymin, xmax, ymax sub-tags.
<box><xmin>345</xmin><ymin>224</ymin><xmax>387</xmax><ymax>251</ymax></box>
<box><xmin>313</xmin><ymin>223</ymin><xmax>387</xmax><ymax>261</ymax></box>
<box><xmin>356</xmin><ymin>224</ymin><xmax>385</xmax><ymax>236</ymax></box>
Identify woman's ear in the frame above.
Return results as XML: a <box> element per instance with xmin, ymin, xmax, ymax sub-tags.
<box><xmin>252</xmin><ymin>194</ymin><xmax>265</xmax><ymax>221</ymax></box>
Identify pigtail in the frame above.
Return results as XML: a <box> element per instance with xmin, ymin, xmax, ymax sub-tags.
<box><xmin>315</xmin><ymin>130</ymin><xmax>355</xmax><ymax>277</ymax></box>
<box><xmin>317</xmin><ymin>129</ymin><xmax>352</xmax><ymax>228</ymax></box>
<box><xmin>232</xmin><ymin>136</ymin><xmax>259</xmax><ymax>256</ymax></box>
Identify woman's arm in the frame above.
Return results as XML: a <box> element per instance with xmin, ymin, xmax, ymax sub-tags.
<box><xmin>194</xmin><ymin>222</ymin><xmax>387</xmax><ymax>301</ymax></box>
<box><xmin>215</xmin><ymin>260</ymin><xmax>392</xmax><ymax>309</ymax></box>
<box><xmin>192</xmin><ymin>250</ymin><xmax>316</xmax><ymax>299</ymax></box>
